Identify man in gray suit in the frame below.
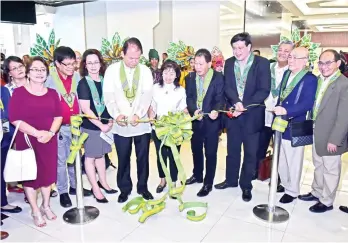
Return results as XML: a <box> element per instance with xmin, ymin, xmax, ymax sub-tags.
<box><xmin>299</xmin><ymin>49</ymin><xmax>348</xmax><ymax>213</ymax></box>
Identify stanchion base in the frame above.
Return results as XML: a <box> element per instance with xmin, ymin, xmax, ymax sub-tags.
<box><xmin>253</xmin><ymin>204</ymin><xmax>289</xmax><ymax>223</ymax></box>
<box><xmin>63</xmin><ymin>206</ymin><xmax>99</xmax><ymax>225</ymax></box>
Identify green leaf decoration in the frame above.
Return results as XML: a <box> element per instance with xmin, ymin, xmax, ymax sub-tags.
<box><xmin>36</xmin><ymin>34</ymin><xmax>49</xmax><ymax>51</ymax></box>
<box><xmin>301</xmin><ymin>34</ymin><xmax>311</xmax><ymax>44</ymax></box>
<box><xmin>112</xmin><ymin>32</ymin><xmax>121</xmax><ymax>47</ymax></box>
<box><xmin>280</xmin><ymin>36</ymin><xmax>290</xmax><ymax>42</ymax></box>
<box><xmin>55</xmin><ymin>39</ymin><xmax>61</xmax><ymax>49</ymax></box>
<box><xmin>291</xmin><ymin>28</ymin><xmax>301</xmax><ymax>43</ymax></box>
<box><xmin>48</xmin><ymin>29</ymin><xmax>55</xmax><ymax>46</ymax></box>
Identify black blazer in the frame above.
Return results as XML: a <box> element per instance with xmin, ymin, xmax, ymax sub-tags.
<box><xmin>185</xmin><ymin>70</ymin><xmax>225</xmax><ymax>132</ymax></box>
<box><xmin>224</xmin><ymin>55</ymin><xmax>271</xmax><ymax>133</ymax></box>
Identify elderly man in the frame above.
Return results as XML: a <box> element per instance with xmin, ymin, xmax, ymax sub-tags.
<box><xmin>273</xmin><ymin>47</ymin><xmax>317</xmax><ymax>204</ymax></box>
<box><xmin>103</xmin><ymin>38</ymin><xmax>154</xmax><ymax>203</ymax></box>
<box><xmin>215</xmin><ymin>32</ymin><xmax>271</xmax><ymax>201</ymax></box>
<box><xmin>298</xmin><ymin>50</ymin><xmax>348</xmax><ymax>213</ymax></box>
<box><xmin>256</xmin><ymin>40</ymin><xmax>293</xmax><ymax>186</ymax></box>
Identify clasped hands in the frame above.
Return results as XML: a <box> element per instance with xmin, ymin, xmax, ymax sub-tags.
<box><xmin>194</xmin><ymin>109</ymin><xmax>219</xmax><ymax>121</ymax></box>
<box><xmin>116</xmin><ymin>114</ymin><xmax>140</xmax><ymax>127</ymax></box>
<box><xmin>35</xmin><ymin>130</ymin><xmax>54</xmax><ymax>144</ymax></box>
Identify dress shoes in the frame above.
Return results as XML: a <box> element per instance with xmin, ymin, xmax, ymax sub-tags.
<box><xmin>197</xmin><ymin>185</ymin><xmax>212</xmax><ymax>197</ymax></box>
<box><xmin>60</xmin><ymin>193</ymin><xmax>72</xmax><ymax>208</ymax></box>
<box><xmin>242</xmin><ymin>190</ymin><xmax>252</xmax><ymax>202</ymax></box>
<box><xmin>309</xmin><ymin>202</ymin><xmax>333</xmax><ymax>213</ymax></box>
<box><xmin>339</xmin><ymin>206</ymin><xmax>348</xmax><ymax>214</ymax></box>
<box><xmin>1</xmin><ymin>231</ymin><xmax>9</xmax><ymax>240</ymax></box>
<box><xmin>214</xmin><ymin>181</ymin><xmax>238</xmax><ymax>190</ymax></box>
<box><xmin>97</xmin><ymin>181</ymin><xmax>118</xmax><ymax>194</ymax></box>
<box><xmin>138</xmin><ymin>190</ymin><xmax>154</xmax><ymax>200</ymax></box>
<box><xmin>1</xmin><ymin>206</ymin><xmax>22</xmax><ymax>213</ymax></box>
<box><xmin>156</xmin><ymin>183</ymin><xmax>167</xmax><ymax>193</ymax></box>
<box><xmin>69</xmin><ymin>187</ymin><xmax>92</xmax><ymax>197</ymax></box>
<box><xmin>298</xmin><ymin>192</ymin><xmax>319</xmax><ymax>202</ymax></box>
<box><xmin>277</xmin><ymin>185</ymin><xmax>285</xmax><ymax>193</ymax></box>
<box><xmin>185</xmin><ymin>175</ymin><xmax>203</xmax><ymax>185</ymax></box>
<box><xmin>279</xmin><ymin>194</ymin><xmax>296</xmax><ymax>204</ymax></box>
<box><xmin>118</xmin><ymin>192</ymin><xmax>131</xmax><ymax>203</ymax></box>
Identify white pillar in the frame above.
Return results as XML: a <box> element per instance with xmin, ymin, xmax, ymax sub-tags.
<box><xmin>280</xmin><ymin>13</ymin><xmax>292</xmax><ymax>38</ymax></box>
<box><xmin>172</xmin><ymin>1</ymin><xmax>220</xmax><ymax>50</ymax></box>
<box><xmin>84</xmin><ymin>1</ymin><xmax>108</xmax><ymax>50</ymax></box>
<box><xmin>13</xmin><ymin>24</ymin><xmax>32</xmax><ymax>57</ymax></box>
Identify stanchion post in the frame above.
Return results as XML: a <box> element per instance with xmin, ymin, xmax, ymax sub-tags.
<box><xmin>253</xmin><ymin>125</ymin><xmax>290</xmax><ymax>223</ymax></box>
<box><xmin>63</xmin><ymin>127</ymin><xmax>100</xmax><ymax>225</ymax></box>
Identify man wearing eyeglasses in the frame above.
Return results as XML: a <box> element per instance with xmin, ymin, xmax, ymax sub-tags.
<box><xmin>298</xmin><ymin>49</ymin><xmax>348</xmax><ymax>213</ymax></box>
<box><xmin>273</xmin><ymin>47</ymin><xmax>317</xmax><ymax>204</ymax></box>
<box><xmin>46</xmin><ymin>46</ymin><xmax>92</xmax><ymax>208</ymax></box>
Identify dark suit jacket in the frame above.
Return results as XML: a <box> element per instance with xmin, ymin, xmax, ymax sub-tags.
<box><xmin>224</xmin><ymin>55</ymin><xmax>271</xmax><ymax>134</ymax></box>
<box><xmin>185</xmin><ymin>70</ymin><xmax>224</xmax><ymax>132</ymax></box>
<box><xmin>276</xmin><ymin>70</ymin><xmax>318</xmax><ymax>140</ymax></box>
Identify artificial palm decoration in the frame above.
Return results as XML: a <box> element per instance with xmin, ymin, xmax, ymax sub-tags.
<box><xmin>100</xmin><ymin>32</ymin><xmax>149</xmax><ymax>66</ymax></box>
<box><xmin>30</xmin><ymin>29</ymin><xmax>60</xmax><ymax>64</ymax></box>
<box><xmin>167</xmin><ymin>41</ymin><xmax>195</xmax><ymax>68</ymax></box>
<box><xmin>271</xmin><ymin>28</ymin><xmax>320</xmax><ymax>63</ymax></box>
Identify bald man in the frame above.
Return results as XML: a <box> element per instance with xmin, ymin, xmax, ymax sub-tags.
<box><xmin>273</xmin><ymin>47</ymin><xmax>318</xmax><ymax>204</ymax></box>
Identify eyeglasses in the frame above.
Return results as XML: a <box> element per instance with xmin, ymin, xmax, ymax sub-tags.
<box><xmin>10</xmin><ymin>64</ymin><xmax>25</xmax><ymax>72</ymax></box>
<box><xmin>288</xmin><ymin>56</ymin><xmax>308</xmax><ymax>60</ymax></box>
<box><xmin>318</xmin><ymin>60</ymin><xmax>336</xmax><ymax>67</ymax></box>
<box><xmin>30</xmin><ymin>68</ymin><xmax>47</xmax><ymax>73</ymax></box>
<box><xmin>60</xmin><ymin>62</ymin><xmax>76</xmax><ymax>68</ymax></box>
<box><xmin>86</xmin><ymin>62</ymin><xmax>100</xmax><ymax>66</ymax></box>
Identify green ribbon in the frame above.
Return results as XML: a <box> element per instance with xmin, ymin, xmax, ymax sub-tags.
<box><xmin>85</xmin><ymin>75</ymin><xmax>105</xmax><ymax>117</ymax></box>
<box><xmin>66</xmin><ymin>115</ymin><xmax>89</xmax><ymax>165</ymax></box>
<box><xmin>196</xmin><ymin>68</ymin><xmax>214</xmax><ymax>109</ymax></box>
<box><xmin>279</xmin><ymin>69</ymin><xmax>308</xmax><ymax>103</ymax></box>
<box><xmin>271</xmin><ymin>116</ymin><xmax>289</xmax><ymax>133</ymax></box>
<box><xmin>120</xmin><ymin>61</ymin><xmax>140</xmax><ymax>107</ymax></box>
<box><xmin>122</xmin><ymin>111</ymin><xmax>208</xmax><ymax>223</ymax></box>
<box><xmin>234</xmin><ymin>54</ymin><xmax>254</xmax><ymax>100</ymax></box>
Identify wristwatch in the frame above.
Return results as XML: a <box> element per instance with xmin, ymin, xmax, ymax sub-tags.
<box><xmin>48</xmin><ymin>130</ymin><xmax>55</xmax><ymax>136</ymax></box>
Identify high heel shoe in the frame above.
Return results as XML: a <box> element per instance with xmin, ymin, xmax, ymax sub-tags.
<box><xmin>32</xmin><ymin>211</ymin><xmax>46</xmax><ymax>227</ymax></box>
<box><xmin>40</xmin><ymin>205</ymin><xmax>57</xmax><ymax>221</ymax></box>
<box><xmin>97</xmin><ymin>181</ymin><xmax>118</xmax><ymax>194</ymax></box>
<box><xmin>91</xmin><ymin>190</ymin><xmax>109</xmax><ymax>203</ymax></box>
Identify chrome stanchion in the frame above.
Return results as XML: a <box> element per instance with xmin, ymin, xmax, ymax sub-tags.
<box><xmin>253</xmin><ymin>129</ymin><xmax>289</xmax><ymax>223</ymax></box>
<box><xmin>63</xmin><ymin>129</ymin><xmax>99</xmax><ymax>224</ymax></box>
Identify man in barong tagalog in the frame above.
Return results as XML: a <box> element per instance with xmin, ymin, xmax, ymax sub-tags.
<box><xmin>46</xmin><ymin>46</ymin><xmax>92</xmax><ymax>208</ymax></box>
<box><xmin>298</xmin><ymin>50</ymin><xmax>348</xmax><ymax>213</ymax></box>
<box><xmin>103</xmin><ymin>38</ymin><xmax>154</xmax><ymax>203</ymax></box>
<box><xmin>149</xmin><ymin>49</ymin><xmax>161</xmax><ymax>84</ymax></box>
<box><xmin>184</xmin><ymin>49</ymin><xmax>224</xmax><ymax>197</ymax></box>
<box><xmin>215</xmin><ymin>32</ymin><xmax>271</xmax><ymax>202</ymax></box>
<box><xmin>273</xmin><ymin>47</ymin><xmax>317</xmax><ymax>204</ymax></box>
<box><xmin>256</xmin><ymin>40</ymin><xmax>293</xmax><ymax>185</ymax></box>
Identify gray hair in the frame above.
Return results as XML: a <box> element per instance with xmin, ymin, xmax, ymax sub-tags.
<box><xmin>279</xmin><ymin>40</ymin><xmax>295</xmax><ymax>49</ymax></box>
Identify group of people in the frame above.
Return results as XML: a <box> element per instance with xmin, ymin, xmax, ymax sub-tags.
<box><xmin>1</xmin><ymin>32</ymin><xmax>348</xmax><ymax>236</ymax></box>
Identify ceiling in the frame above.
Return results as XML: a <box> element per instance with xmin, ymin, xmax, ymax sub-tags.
<box><xmin>34</xmin><ymin>0</ymin><xmax>93</xmax><ymax>7</ymax></box>
<box><xmin>220</xmin><ymin>0</ymin><xmax>348</xmax><ymax>36</ymax></box>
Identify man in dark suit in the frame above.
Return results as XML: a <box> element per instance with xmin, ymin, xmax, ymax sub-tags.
<box><xmin>274</xmin><ymin>47</ymin><xmax>317</xmax><ymax>204</ymax></box>
<box><xmin>215</xmin><ymin>32</ymin><xmax>271</xmax><ymax>202</ymax></box>
<box><xmin>185</xmin><ymin>49</ymin><xmax>224</xmax><ymax>197</ymax></box>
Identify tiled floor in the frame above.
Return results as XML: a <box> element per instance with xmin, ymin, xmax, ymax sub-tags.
<box><xmin>2</xmin><ymin>134</ymin><xmax>348</xmax><ymax>242</ymax></box>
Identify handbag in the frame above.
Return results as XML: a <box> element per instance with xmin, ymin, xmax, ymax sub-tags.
<box><xmin>4</xmin><ymin>121</ymin><xmax>37</xmax><ymax>182</ymax></box>
<box><xmin>290</xmin><ymin>119</ymin><xmax>313</xmax><ymax>147</ymax></box>
<box><xmin>258</xmin><ymin>150</ymin><xmax>272</xmax><ymax>181</ymax></box>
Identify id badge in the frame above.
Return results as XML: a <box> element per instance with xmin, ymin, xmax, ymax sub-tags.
<box><xmin>100</xmin><ymin>131</ymin><xmax>114</xmax><ymax>145</ymax></box>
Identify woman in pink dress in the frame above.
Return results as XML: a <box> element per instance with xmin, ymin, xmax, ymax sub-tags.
<box><xmin>9</xmin><ymin>57</ymin><xmax>62</xmax><ymax>227</ymax></box>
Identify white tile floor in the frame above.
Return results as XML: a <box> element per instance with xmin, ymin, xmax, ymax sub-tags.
<box><xmin>2</xmin><ymin>134</ymin><xmax>348</xmax><ymax>242</ymax></box>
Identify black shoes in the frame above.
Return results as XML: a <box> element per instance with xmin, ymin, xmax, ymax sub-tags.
<box><xmin>60</xmin><ymin>193</ymin><xmax>72</xmax><ymax>208</ymax></box>
<box><xmin>97</xmin><ymin>181</ymin><xmax>118</xmax><ymax>194</ymax></box>
<box><xmin>197</xmin><ymin>185</ymin><xmax>212</xmax><ymax>197</ymax></box>
<box><xmin>339</xmin><ymin>206</ymin><xmax>348</xmax><ymax>214</ymax></box>
<box><xmin>118</xmin><ymin>192</ymin><xmax>131</xmax><ymax>203</ymax></box>
<box><xmin>1</xmin><ymin>206</ymin><xmax>22</xmax><ymax>213</ymax></box>
<box><xmin>298</xmin><ymin>193</ymin><xmax>319</xmax><ymax>202</ymax></box>
<box><xmin>156</xmin><ymin>183</ymin><xmax>167</xmax><ymax>193</ymax></box>
<box><xmin>138</xmin><ymin>190</ymin><xmax>154</xmax><ymax>200</ymax></box>
<box><xmin>214</xmin><ymin>180</ymin><xmax>238</xmax><ymax>190</ymax></box>
<box><xmin>309</xmin><ymin>202</ymin><xmax>333</xmax><ymax>213</ymax></box>
<box><xmin>185</xmin><ymin>176</ymin><xmax>203</xmax><ymax>185</ymax></box>
<box><xmin>277</xmin><ymin>185</ymin><xmax>285</xmax><ymax>193</ymax></box>
<box><xmin>279</xmin><ymin>194</ymin><xmax>296</xmax><ymax>204</ymax></box>
<box><xmin>242</xmin><ymin>190</ymin><xmax>252</xmax><ymax>202</ymax></box>
<box><xmin>69</xmin><ymin>187</ymin><xmax>92</xmax><ymax>197</ymax></box>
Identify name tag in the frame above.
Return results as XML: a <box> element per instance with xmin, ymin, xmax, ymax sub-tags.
<box><xmin>100</xmin><ymin>131</ymin><xmax>114</xmax><ymax>145</ymax></box>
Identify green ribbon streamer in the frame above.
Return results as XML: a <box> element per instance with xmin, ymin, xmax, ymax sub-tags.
<box><xmin>122</xmin><ymin>111</ymin><xmax>208</xmax><ymax>223</ymax></box>
<box><xmin>66</xmin><ymin>115</ymin><xmax>89</xmax><ymax>165</ymax></box>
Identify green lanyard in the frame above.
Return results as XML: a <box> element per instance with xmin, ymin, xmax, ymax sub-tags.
<box><xmin>85</xmin><ymin>75</ymin><xmax>105</xmax><ymax>117</ymax></box>
<box><xmin>195</xmin><ymin>69</ymin><xmax>213</xmax><ymax>109</ymax></box>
